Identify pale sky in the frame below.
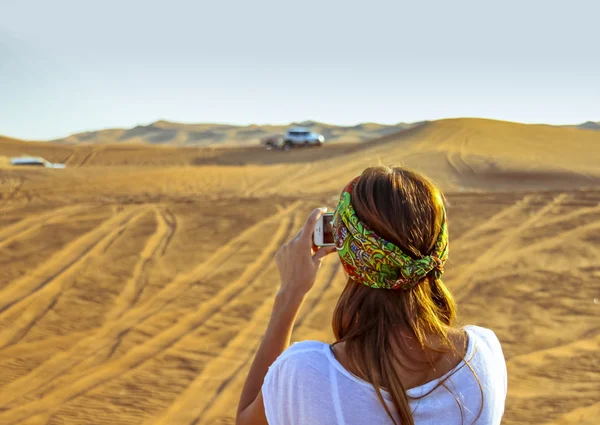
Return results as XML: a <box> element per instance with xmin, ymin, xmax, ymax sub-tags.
<box><xmin>1</xmin><ymin>0</ymin><xmax>599</xmax><ymax>140</ymax></box>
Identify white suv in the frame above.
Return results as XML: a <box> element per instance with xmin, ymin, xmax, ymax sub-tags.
<box><xmin>283</xmin><ymin>127</ymin><xmax>325</xmax><ymax>149</ymax></box>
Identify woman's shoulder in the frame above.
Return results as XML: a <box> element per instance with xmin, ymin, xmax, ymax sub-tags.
<box><xmin>287</xmin><ymin>339</ymin><xmax>330</xmax><ymax>353</ymax></box>
<box><xmin>265</xmin><ymin>341</ymin><xmax>331</xmax><ymax>390</ymax></box>
<box><xmin>464</xmin><ymin>325</ymin><xmax>504</xmax><ymax>355</ymax></box>
<box><xmin>462</xmin><ymin>325</ymin><xmax>507</xmax><ymax>391</ymax></box>
<box><xmin>273</xmin><ymin>340</ymin><xmax>330</xmax><ymax>366</ymax></box>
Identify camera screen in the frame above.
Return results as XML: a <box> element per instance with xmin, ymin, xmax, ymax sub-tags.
<box><xmin>323</xmin><ymin>214</ymin><xmax>334</xmax><ymax>244</ymax></box>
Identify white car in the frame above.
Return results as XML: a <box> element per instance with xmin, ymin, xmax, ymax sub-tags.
<box><xmin>10</xmin><ymin>157</ymin><xmax>66</xmax><ymax>168</ymax></box>
<box><xmin>283</xmin><ymin>127</ymin><xmax>325</xmax><ymax>149</ymax></box>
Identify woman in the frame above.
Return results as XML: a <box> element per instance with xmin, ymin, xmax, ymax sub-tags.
<box><xmin>236</xmin><ymin>166</ymin><xmax>507</xmax><ymax>425</ymax></box>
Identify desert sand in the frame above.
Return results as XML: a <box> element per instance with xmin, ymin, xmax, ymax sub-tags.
<box><xmin>0</xmin><ymin>118</ymin><xmax>598</xmax><ymax>425</ymax></box>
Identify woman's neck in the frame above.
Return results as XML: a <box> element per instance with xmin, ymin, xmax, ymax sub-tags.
<box><xmin>332</xmin><ymin>327</ymin><xmax>468</xmax><ymax>390</ymax></box>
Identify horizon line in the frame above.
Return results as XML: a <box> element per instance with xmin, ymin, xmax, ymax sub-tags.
<box><xmin>3</xmin><ymin>115</ymin><xmax>599</xmax><ymax>142</ymax></box>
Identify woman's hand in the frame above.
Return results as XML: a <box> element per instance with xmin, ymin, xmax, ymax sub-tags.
<box><xmin>275</xmin><ymin>207</ymin><xmax>337</xmax><ymax>298</ymax></box>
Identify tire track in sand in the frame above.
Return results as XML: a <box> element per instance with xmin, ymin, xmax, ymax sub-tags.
<box><xmin>0</xmin><ymin>331</ymin><xmax>88</xmax><ymax>359</ymax></box>
<box><xmin>104</xmin><ymin>207</ymin><xmax>170</xmax><ymax>322</ymax></box>
<box><xmin>159</xmin><ymin>208</ymin><xmax>177</xmax><ymax>257</ymax></box>
<box><xmin>445</xmin><ymin>143</ymin><xmax>477</xmax><ymax>179</ymax></box>
<box><xmin>60</xmin><ymin>151</ymin><xmax>75</xmax><ymax>166</ymax></box>
<box><xmin>507</xmin><ymin>334</ymin><xmax>600</xmax><ymax>368</ymax></box>
<box><xmin>539</xmin><ymin>402</ymin><xmax>600</xmax><ymax>425</ymax></box>
<box><xmin>452</xmin><ymin>193</ymin><xmax>567</xmax><ymax>300</ymax></box>
<box><xmin>528</xmin><ymin>202</ymin><xmax>600</xmax><ymax>229</ymax></box>
<box><xmin>458</xmin><ymin>197</ymin><xmax>600</xmax><ymax>248</ymax></box>
<box><xmin>451</xmin><ymin>195</ymin><xmax>533</xmax><ymax>247</ymax></box>
<box><xmin>0</xmin><ymin>205</ymin><xmax>89</xmax><ymax>251</ymax></box>
<box><xmin>489</xmin><ymin>216</ymin><xmax>600</xmax><ymax>267</ymax></box>
<box><xmin>0</xmin><ymin>208</ymin><xmax>298</xmax><ymax>424</ymax></box>
<box><xmin>138</xmin><ymin>212</ymin><xmax>304</xmax><ymax>425</ymax></box>
<box><xmin>0</xmin><ymin>206</ymin><xmax>146</xmax><ymax>315</ymax></box>
<box><xmin>0</xmin><ymin>207</ymin><xmax>150</xmax><ymax>349</ymax></box>
<box><xmin>140</xmin><ymin>276</ymin><xmax>281</xmax><ymax>425</ymax></box>
<box><xmin>148</xmin><ymin>298</ymin><xmax>275</xmax><ymax>425</ymax></box>
<box><xmin>0</xmin><ymin>202</ymin><xmax>300</xmax><ymax>413</ymax></box>
<box><xmin>77</xmin><ymin>150</ymin><xmax>98</xmax><ymax>167</ymax></box>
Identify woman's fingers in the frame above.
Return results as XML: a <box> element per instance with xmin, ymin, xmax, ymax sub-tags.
<box><xmin>312</xmin><ymin>245</ymin><xmax>337</xmax><ymax>264</ymax></box>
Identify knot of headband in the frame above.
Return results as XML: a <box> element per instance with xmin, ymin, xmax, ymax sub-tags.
<box><xmin>332</xmin><ymin>177</ymin><xmax>449</xmax><ymax>290</ymax></box>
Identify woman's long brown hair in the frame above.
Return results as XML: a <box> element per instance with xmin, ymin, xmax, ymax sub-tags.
<box><xmin>331</xmin><ymin>166</ymin><xmax>482</xmax><ymax>425</ymax></box>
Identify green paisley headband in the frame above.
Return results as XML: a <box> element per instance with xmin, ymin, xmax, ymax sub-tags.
<box><xmin>332</xmin><ymin>176</ymin><xmax>449</xmax><ymax>290</ymax></box>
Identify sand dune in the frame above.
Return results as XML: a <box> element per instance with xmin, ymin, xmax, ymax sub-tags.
<box><xmin>575</xmin><ymin>121</ymin><xmax>600</xmax><ymax>131</ymax></box>
<box><xmin>0</xmin><ymin>118</ymin><xmax>599</xmax><ymax>424</ymax></box>
<box><xmin>11</xmin><ymin>117</ymin><xmax>597</xmax><ymax>148</ymax></box>
<box><xmin>50</xmin><ymin>120</ymin><xmax>419</xmax><ymax>147</ymax></box>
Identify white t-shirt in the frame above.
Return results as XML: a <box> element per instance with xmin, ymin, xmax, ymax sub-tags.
<box><xmin>262</xmin><ymin>325</ymin><xmax>507</xmax><ymax>425</ymax></box>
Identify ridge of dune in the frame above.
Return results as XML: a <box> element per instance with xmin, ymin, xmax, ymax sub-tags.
<box><xmin>575</xmin><ymin>121</ymin><xmax>600</xmax><ymax>131</ymax></box>
<box><xmin>270</xmin><ymin>118</ymin><xmax>600</xmax><ymax>194</ymax></box>
<box><xmin>45</xmin><ymin>120</ymin><xmax>416</xmax><ymax>147</ymax></box>
<box><xmin>2</xmin><ymin>118</ymin><xmax>600</xmax><ymax>194</ymax></box>
<box><xmin>5</xmin><ymin>117</ymin><xmax>598</xmax><ymax>148</ymax></box>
